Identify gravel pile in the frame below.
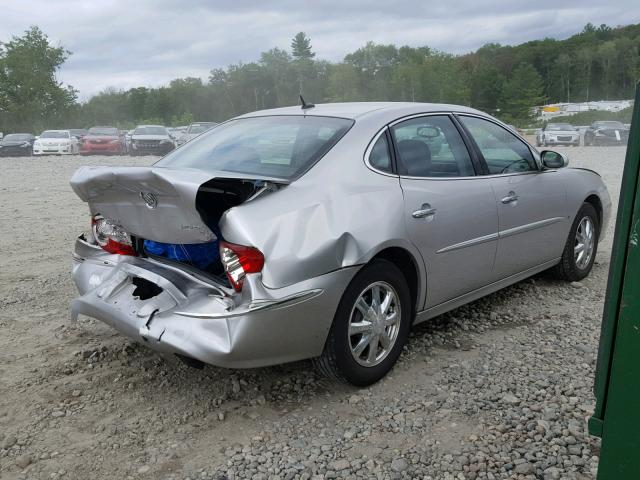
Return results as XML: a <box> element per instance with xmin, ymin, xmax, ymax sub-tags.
<box><xmin>0</xmin><ymin>145</ymin><xmax>625</xmax><ymax>479</ymax></box>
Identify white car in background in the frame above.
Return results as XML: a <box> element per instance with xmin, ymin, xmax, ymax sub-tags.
<box><xmin>33</xmin><ymin>130</ymin><xmax>79</xmax><ymax>155</ymax></box>
<box><xmin>536</xmin><ymin>123</ymin><xmax>580</xmax><ymax>147</ymax></box>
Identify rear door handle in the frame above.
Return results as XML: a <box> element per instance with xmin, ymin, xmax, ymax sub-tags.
<box><xmin>501</xmin><ymin>191</ymin><xmax>519</xmax><ymax>204</ymax></box>
<box><xmin>412</xmin><ymin>203</ymin><xmax>437</xmax><ymax>219</ymax></box>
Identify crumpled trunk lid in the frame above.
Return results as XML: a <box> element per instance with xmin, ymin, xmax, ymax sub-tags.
<box><xmin>70</xmin><ymin>166</ymin><xmax>285</xmax><ymax>244</ymax></box>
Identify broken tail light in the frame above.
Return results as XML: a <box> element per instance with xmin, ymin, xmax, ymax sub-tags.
<box><xmin>219</xmin><ymin>241</ymin><xmax>264</xmax><ymax>291</ymax></box>
<box><xmin>91</xmin><ymin>214</ymin><xmax>135</xmax><ymax>256</ymax></box>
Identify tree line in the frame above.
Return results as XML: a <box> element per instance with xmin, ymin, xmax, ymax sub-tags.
<box><xmin>1</xmin><ymin>23</ymin><xmax>639</xmax><ymax>133</ymax></box>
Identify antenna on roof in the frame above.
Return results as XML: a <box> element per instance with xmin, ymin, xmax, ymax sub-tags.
<box><xmin>300</xmin><ymin>95</ymin><xmax>315</xmax><ymax>110</ymax></box>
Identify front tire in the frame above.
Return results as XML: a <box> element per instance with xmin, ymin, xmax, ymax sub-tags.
<box><xmin>553</xmin><ymin>202</ymin><xmax>599</xmax><ymax>281</ymax></box>
<box><xmin>314</xmin><ymin>259</ymin><xmax>412</xmax><ymax>386</ymax></box>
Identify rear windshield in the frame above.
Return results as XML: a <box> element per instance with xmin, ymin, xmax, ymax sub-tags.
<box><xmin>547</xmin><ymin>124</ymin><xmax>575</xmax><ymax>131</ymax></box>
<box><xmin>155</xmin><ymin>115</ymin><xmax>354</xmax><ymax>179</ymax></box>
<box><xmin>188</xmin><ymin>124</ymin><xmax>215</xmax><ymax>134</ymax></box>
<box><xmin>3</xmin><ymin>134</ymin><xmax>32</xmax><ymax>141</ymax></box>
<box><xmin>40</xmin><ymin>131</ymin><xmax>69</xmax><ymax>138</ymax></box>
<box><xmin>595</xmin><ymin>121</ymin><xmax>625</xmax><ymax>129</ymax></box>
<box><xmin>135</xmin><ymin>126</ymin><xmax>167</xmax><ymax>135</ymax></box>
<box><xmin>88</xmin><ymin>127</ymin><xmax>118</xmax><ymax>136</ymax></box>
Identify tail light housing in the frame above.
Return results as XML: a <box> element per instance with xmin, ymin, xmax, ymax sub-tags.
<box><xmin>219</xmin><ymin>241</ymin><xmax>264</xmax><ymax>291</ymax></box>
<box><xmin>91</xmin><ymin>214</ymin><xmax>135</xmax><ymax>256</ymax></box>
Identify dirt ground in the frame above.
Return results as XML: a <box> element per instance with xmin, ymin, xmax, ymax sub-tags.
<box><xmin>0</xmin><ymin>144</ymin><xmax>627</xmax><ymax>479</ymax></box>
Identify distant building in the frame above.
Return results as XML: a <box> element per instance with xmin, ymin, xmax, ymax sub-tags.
<box><xmin>534</xmin><ymin>100</ymin><xmax>633</xmax><ymax>120</ymax></box>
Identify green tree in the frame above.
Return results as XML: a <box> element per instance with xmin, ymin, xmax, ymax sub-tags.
<box><xmin>291</xmin><ymin>32</ymin><xmax>315</xmax><ymax>60</ymax></box>
<box><xmin>469</xmin><ymin>64</ymin><xmax>505</xmax><ymax>112</ymax></box>
<box><xmin>0</xmin><ymin>26</ymin><xmax>76</xmax><ymax>133</ymax></box>
<box><xmin>499</xmin><ymin>63</ymin><xmax>545</xmax><ymax>122</ymax></box>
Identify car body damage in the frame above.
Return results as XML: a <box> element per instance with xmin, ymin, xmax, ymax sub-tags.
<box><xmin>71</xmin><ymin>235</ymin><xmax>356</xmax><ymax>367</ymax></box>
<box><xmin>70</xmin><ymin>166</ymin><xmax>287</xmax><ymax>244</ymax></box>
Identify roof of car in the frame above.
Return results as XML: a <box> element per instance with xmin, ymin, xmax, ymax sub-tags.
<box><xmin>236</xmin><ymin>102</ymin><xmax>485</xmax><ymax>121</ymax></box>
<box><xmin>136</xmin><ymin>125</ymin><xmax>165</xmax><ymax>128</ymax></box>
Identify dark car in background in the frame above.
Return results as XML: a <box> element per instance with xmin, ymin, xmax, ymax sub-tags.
<box><xmin>130</xmin><ymin>125</ymin><xmax>175</xmax><ymax>156</ymax></box>
<box><xmin>80</xmin><ymin>126</ymin><xmax>124</xmax><ymax>155</ymax></box>
<box><xmin>584</xmin><ymin>121</ymin><xmax>630</xmax><ymax>146</ymax></box>
<box><xmin>0</xmin><ymin>133</ymin><xmax>36</xmax><ymax>156</ymax></box>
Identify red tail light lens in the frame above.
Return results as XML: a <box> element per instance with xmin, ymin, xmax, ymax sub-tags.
<box><xmin>219</xmin><ymin>241</ymin><xmax>264</xmax><ymax>291</ymax></box>
<box><xmin>91</xmin><ymin>215</ymin><xmax>135</xmax><ymax>256</ymax></box>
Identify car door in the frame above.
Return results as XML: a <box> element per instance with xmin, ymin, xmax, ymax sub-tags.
<box><xmin>458</xmin><ymin>115</ymin><xmax>568</xmax><ymax>279</ymax></box>
<box><xmin>389</xmin><ymin>114</ymin><xmax>499</xmax><ymax>308</ymax></box>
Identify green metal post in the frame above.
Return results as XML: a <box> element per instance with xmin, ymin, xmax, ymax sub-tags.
<box><xmin>589</xmin><ymin>82</ymin><xmax>640</xmax><ymax>477</ymax></box>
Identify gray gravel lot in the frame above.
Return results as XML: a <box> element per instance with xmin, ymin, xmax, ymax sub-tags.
<box><xmin>0</xmin><ymin>144</ymin><xmax>627</xmax><ymax>479</ymax></box>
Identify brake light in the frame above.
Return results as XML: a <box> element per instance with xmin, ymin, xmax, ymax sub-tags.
<box><xmin>219</xmin><ymin>241</ymin><xmax>264</xmax><ymax>291</ymax></box>
<box><xmin>91</xmin><ymin>215</ymin><xmax>135</xmax><ymax>256</ymax></box>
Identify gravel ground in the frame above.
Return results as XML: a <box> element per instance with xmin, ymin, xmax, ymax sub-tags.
<box><xmin>0</xmin><ymin>144</ymin><xmax>627</xmax><ymax>479</ymax></box>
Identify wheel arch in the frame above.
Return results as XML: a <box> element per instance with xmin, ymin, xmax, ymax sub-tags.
<box><xmin>370</xmin><ymin>246</ymin><xmax>424</xmax><ymax>319</ymax></box>
<box><xmin>584</xmin><ymin>194</ymin><xmax>603</xmax><ymax>226</ymax></box>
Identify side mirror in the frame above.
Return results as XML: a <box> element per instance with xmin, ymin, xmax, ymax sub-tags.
<box><xmin>541</xmin><ymin>150</ymin><xmax>568</xmax><ymax>169</ymax></box>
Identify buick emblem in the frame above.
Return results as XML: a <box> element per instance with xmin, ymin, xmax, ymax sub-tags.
<box><xmin>140</xmin><ymin>191</ymin><xmax>158</xmax><ymax>209</ymax></box>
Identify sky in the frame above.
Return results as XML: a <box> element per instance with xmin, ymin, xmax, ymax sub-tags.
<box><xmin>1</xmin><ymin>0</ymin><xmax>639</xmax><ymax>100</ymax></box>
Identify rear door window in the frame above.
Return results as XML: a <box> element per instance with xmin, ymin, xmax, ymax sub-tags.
<box><xmin>391</xmin><ymin>115</ymin><xmax>475</xmax><ymax>177</ymax></box>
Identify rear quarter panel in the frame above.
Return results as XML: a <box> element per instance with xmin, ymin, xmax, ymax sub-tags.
<box><xmin>219</xmin><ymin>119</ymin><xmax>423</xmax><ymax>290</ymax></box>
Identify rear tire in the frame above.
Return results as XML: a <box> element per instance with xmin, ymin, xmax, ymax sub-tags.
<box><xmin>553</xmin><ymin>202</ymin><xmax>599</xmax><ymax>281</ymax></box>
<box><xmin>314</xmin><ymin>259</ymin><xmax>412</xmax><ymax>386</ymax></box>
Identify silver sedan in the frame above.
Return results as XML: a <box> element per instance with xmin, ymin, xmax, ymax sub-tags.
<box><xmin>70</xmin><ymin>102</ymin><xmax>611</xmax><ymax>386</ymax></box>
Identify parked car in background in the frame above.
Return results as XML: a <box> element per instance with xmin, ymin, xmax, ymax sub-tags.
<box><xmin>0</xmin><ymin>133</ymin><xmax>36</xmax><ymax>156</ymax></box>
<box><xmin>130</xmin><ymin>125</ymin><xmax>175</xmax><ymax>156</ymax></box>
<box><xmin>69</xmin><ymin>129</ymin><xmax>88</xmax><ymax>141</ymax></box>
<box><xmin>70</xmin><ymin>102</ymin><xmax>611</xmax><ymax>386</ymax></box>
<box><xmin>584</xmin><ymin>121</ymin><xmax>630</xmax><ymax>146</ymax></box>
<box><xmin>33</xmin><ymin>130</ymin><xmax>78</xmax><ymax>155</ymax></box>
<box><xmin>176</xmin><ymin>122</ymin><xmax>217</xmax><ymax>146</ymax></box>
<box><xmin>80</xmin><ymin>126</ymin><xmax>124</xmax><ymax>155</ymax></box>
<box><xmin>167</xmin><ymin>127</ymin><xmax>185</xmax><ymax>141</ymax></box>
<box><xmin>536</xmin><ymin>123</ymin><xmax>580</xmax><ymax>147</ymax></box>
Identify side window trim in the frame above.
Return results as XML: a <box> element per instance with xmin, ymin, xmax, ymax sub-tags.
<box><xmin>388</xmin><ymin>113</ymin><xmax>478</xmax><ymax>179</ymax></box>
<box><xmin>449</xmin><ymin>114</ymin><xmax>487</xmax><ymax>176</ymax></box>
<box><xmin>363</xmin><ymin>126</ymin><xmax>398</xmax><ymax>176</ymax></box>
<box><xmin>455</xmin><ymin>113</ymin><xmax>541</xmax><ymax>176</ymax></box>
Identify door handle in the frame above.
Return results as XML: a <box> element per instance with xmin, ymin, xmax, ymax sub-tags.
<box><xmin>501</xmin><ymin>191</ymin><xmax>519</xmax><ymax>204</ymax></box>
<box><xmin>412</xmin><ymin>203</ymin><xmax>437</xmax><ymax>219</ymax></box>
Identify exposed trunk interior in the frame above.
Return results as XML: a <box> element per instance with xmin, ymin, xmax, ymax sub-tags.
<box><xmin>140</xmin><ymin>178</ymin><xmax>277</xmax><ymax>281</ymax></box>
<box><xmin>71</xmin><ymin>165</ymin><xmax>284</xmax><ymax>284</ymax></box>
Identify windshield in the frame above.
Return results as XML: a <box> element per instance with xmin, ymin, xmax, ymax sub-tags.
<box><xmin>40</xmin><ymin>131</ymin><xmax>69</xmax><ymax>139</ymax></box>
<box><xmin>134</xmin><ymin>126</ymin><xmax>167</xmax><ymax>135</ymax></box>
<box><xmin>3</xmin><ymin>134</ymin><xmax>32</xmax><ymax>142</ymax></box>
<box><xmin>188</xmin><ymin>124</ymin><xmax>215</xmax><ymax>134</ymax></box>
<box><xmin>155</xmin><ymin>115</ymin><xmax>354</xmax><ymax>180</ymax></box>
<box><xmin>547</xmin><ymin>124</ymin><xmax>575</xmax><ymax>131</ymax></box>
<box><xmin>596</xmin><ymin>121</ymin><xmax>625</xmax><ymax>129</ymax></box>
<box><xmin>88</xmin><ymin>127</ymin><xmax>118</xmax><ymax>136</ymax></box>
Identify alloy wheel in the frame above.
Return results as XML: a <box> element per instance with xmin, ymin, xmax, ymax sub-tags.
<box><xmin>574</xmin><ymin>216</ymin><xmax>595</xmax><ymax>269</ymax></box>
<box><xmin>348</xmin><ymin>281</ymin><xmax>401</xmax><ymax>367</ymax></box>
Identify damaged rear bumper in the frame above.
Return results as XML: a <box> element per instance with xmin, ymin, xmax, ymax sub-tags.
<box><xmin>71</xmin><ymin>236</ymin><xmax>356</xmax><ymax>368</ymax></box>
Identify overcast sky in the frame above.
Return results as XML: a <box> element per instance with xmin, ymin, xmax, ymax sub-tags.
<box><xmin>1</xmin><ymin>0</ymin><xmax>639</xmax><ymax>100</ymax></box>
